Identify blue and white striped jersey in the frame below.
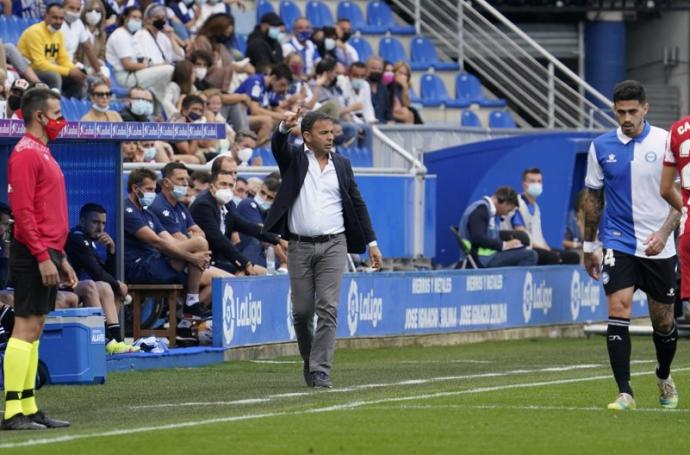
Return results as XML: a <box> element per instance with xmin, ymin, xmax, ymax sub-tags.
<box><xmin>585</xmin><ymin>122</ymin><xmax>675</xmax><ymax>259</ymax></box>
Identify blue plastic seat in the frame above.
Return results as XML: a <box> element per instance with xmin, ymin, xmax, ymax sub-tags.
<box><xmin>106</xmin><ymin>61</ymin><xmax>129</xmax><ymax>98</ymax></box>
<box><xmin>233</xmin><ymin>34</ymin><xmax>248</xmax><ymax>56</ymax></box>
<box><xmin>409</xmin><ymin>36</ymin><xmax>460</xmax><ymax>71</ymax></box>
<box><xmin>258</xmin><ymin>148</ymin><xmax>277</xmax><ymax>166</ymax></box>
<box><xmin>455</xmin><ymin>72</ymin><xmax>507</xmax><ymax>108</ymax></box>
<box><xmin>0</xmin><ymin>17</ymin><xmax>10</xmax><ymax>44</ymax></box>
<box><xmin>488</xmin><ymin>110</ymin><xmax>517</xmax><ymax>128</ymax></box>
<box><xmin>306</xmin><ymin>1</ymin><xmax>333</xmax><ymax>28</ymax></box>
<box><xmin>256</xmin><ymin>0</ymin><xmax>275</xmax><ymax>23</ymax></box>
<box><xmin>336</xmin><ymin>1</ymin><xmax>373</xmax><ymax>33</ymax></box>
<box><xmin>5</xmin><ymin>15</ymin><xmax>20</xmax><ymax>44</ymax></box>
<box><xmin>60</xmin><ymin>97</ymin><xmax>76</xmax><ymax>121</ymax></box>
<box><xmin>359</xmin><ymin>147</ymin><xmax>373</xmax><ymax>167</ymax></box>
<box><xmin>279</xmin><ymin>0</ymin><xmax>301</xmax><ymax>32</ymax></box>
<box><xmin>408</xmin><ymin>87</ymin><xmax>421</xmax><ymax>105</ymax></box>
<box><xmin>378</xmin><ymin>36</ymin><xmax>407</xmax><ymax>64</ymax></box>
<box><xmin>73</xmin><ymin>98</ymin><xmax>91</xmax><ymax>118</ymax></box>
<box><xmin>461</xmin><ymin>110</ymin><xmax>482</xmax><ymax>127</ymax></box>
<box><xmin>349</xmin><ymin>36</ymin><xmax>373</xmax><ymax>62</ymax></box>
<box><xmin>419</xmin><ymin>73</ymin><xmax>467</xmax><ymax>108</ymax></box>
<box><xmin>366</xmin><ymin>1</ymin><xmax>415</xmax><ymax>35</ymax></box>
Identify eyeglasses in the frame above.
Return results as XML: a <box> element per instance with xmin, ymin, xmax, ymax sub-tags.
<box><xmin>93</xmin><ymin>91</ymin><xmax>112</xmax><ymax>98</ymax></box>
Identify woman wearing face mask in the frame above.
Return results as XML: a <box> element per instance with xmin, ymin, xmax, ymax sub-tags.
<box><xmin>81</xmin><ymin>81</ymin><xmax>124</xmax><ymax>121</ymax></box>
<box><xmin>162</xmin><ymin>59</ymin><xmax>198</xmax><ymax>118</ymax></box>
<box><xmin>389</xmin><ymin>61</ymin><xmax>423</xmax><ymax>125</ymax></box>
<box><xmin>77</xmin><ymin>0</ymin><xmax>110</xmax><ymax>79</ymax></box>
<box><xmin>105</xmin><ymin>6</ymin><xmax>174</xmax><ymax>108</ymax></box>
<box><xmin>136</xmin><ymin>4</ymin><xmax>186</xmax><ymax>66</ymax></box>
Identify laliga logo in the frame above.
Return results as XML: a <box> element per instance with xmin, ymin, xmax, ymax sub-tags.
<box><xmin>570</xmin><ymin>271</ymin><xmax>601</xmax><ymax>320</ymax></box>
<box><xmin>222</xmin><ymin>283</ymin><xmax>263</xmax><ymax>345</ymax></box>
<box><xmin>222</xmin><ymin>284</ymin><xmax>236</xmax><ymax>345</ymax></box>
<box><xmin>347</xmin><ymin>280</ymin><xmax>383</xmax><ymax>336</ymax></box>
<box><xmin>522</xmin><ymin>271</ymin><xmax>553</xmax><ymax>323</ymax></box>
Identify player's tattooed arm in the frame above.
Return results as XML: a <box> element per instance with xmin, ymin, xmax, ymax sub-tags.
<box><xmin>658</xmin><ymin>207</ymin><xmax>681</xmax><ymax>240</ymax></box>
<box><xmin>583</xmin><ymin>188</ymin><xmax>603</xmax><ymax>242</ymax></box>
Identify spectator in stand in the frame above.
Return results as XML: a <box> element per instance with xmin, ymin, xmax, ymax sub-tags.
<box><xmin>335</xmin><ymin>18</ymin><xmax>358</xmax><ymax>66</ymax></box>
<box><xmin>163</xmin><ymin>59</ymin><xmax>196</xmax><ymax>118</ymax></box>
<box><xmin>136</xmin><ymin>4</ymin><xmax>185</xmax><ymax>67</ymax></box>
<box><xmin>234</xmin><ymin>63</ymin><xmax>293</xmax><ymax>131</ymax></box>
<box><xmin>189</xmin><ymin>170</ymin><xmax>270</xmax><ymax>275</ymax></box>
<box><xmin>122</xmin><ymin>140</ymin><xmax>145</xmax><ymax>162</ymax></box>
<box><xmin>188</xmin><ymin>170</ymin><xmax>211</xmax><ymax>204</ymax></box>
<box><xmin>196</xmin><ymin>0</ymin><xmax>244</xmax><ymax>28</ymax></box>
<box><xmin>390</xmin><ymin>62</ymin><xmax>422</xmax><ymax>124</ymax></box>
<box><xmin>563</xmin><ymin>188</ymin><xmax>587</xmax><ymax>259</ymax></box>
<box><xmin>282</xmin><ymin>18</ymin><xmax>320</xmax><ymax>77</ymax></box>
<box><xmin>77</xmin><ymin>0</ymin><xmax>109</xmax><ymax>80</ymax></box>
<box><xmin>366</xmin><ymin>56</ymin><xmax>392</xmax><ymax>123</ymax></box>
<box><xmin>1</xmin><ymin>43</ymin><xmax>41</xmax><ymax>86</ymax></box>
<box><xmin>206</xmin><ymin>91</ymin><xmax>236</xmax><ymax>152</ymax></box>
<box><xmin>61</xmin><ymin>0</ymin><xmax>110</xmax><ymax>85</ymax></box>
<box><xmin>65</xmin><ymin>203</ymin><xmax>138</xmax><ymax>354</ymax></box>
<box><xmin>246</xmin><ymin>12</ymin><xmax>285</xmax><ymax>73</ymax></box>
<box><xmin>7</xmin><ymin>0</ymin><xmax>43</xmax><ymax>18</ymax></box>
<box><xmin>233</xmin><ymin>129</ymin><xmax>258</xmax><ymax>166</ymax></box>
<box><xmin>167</xmin><ymin>0</ymin><xmax>201</xmax><ymax>35</ymax></box>
<box><xmin>124</xmin><ymin>168</ymin><xmax>214</xmax><ymax>318</ymax></box>
<box><xmin>310</xmin><ymin>57</ymin><xmax>357</xmax><ymax>146</ymax></box>
<box><xmin>119</xmin><ymin>86</ymin><xmax>156</xmax><ymax>122</ymax></box>
<box><xmin>169</xmin><ymin>94</ymin><xmax>206</xmax><ymax>164</ymax></box>
<box><xmin>17</xmin><ymin>2</ymin><xmax>88</xmax><ymax>98</ymax></box>
<box><xmin>105</xmin><ymin>6</ymin><xmax>174</xmax><ymax>109</ymax></box>
<box><xmin>103</xmin><ymin>0</ymin><xmax>137</xmax><ymax>26</ymax></box>
<box><xmin>234</xmin><ymin>175</ymin><xmax>249</xmax><ymax>205</ymax></box>
<box><xmin>149</xmin><ymin>162</ymin><xmax>206</xmax><ymax>241</ymax></box>
<box><xmin>2</xmin><ymin>79</ymin><xmax>30</xmax><ymax>120</ymax></box>
<box><xmin>503</xmin><ymin>168</ymin><xmax>580</xmax><ymax>265</ymax></box>
<box><xmin>341</xmin><ymin>62</ymin><xmax>376</xmax><ymax>125</ymax></box>
<box><xmin>80</xmin><ymin>80</ymin><xmax>124</xmax><ymax>121</ymax></box>
<box><xmin>459</xmin><ymin>187</ymin><xmax>538</xmax><ymax>268</ymax></box>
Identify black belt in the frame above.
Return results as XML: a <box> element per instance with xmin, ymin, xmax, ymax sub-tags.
<box><xmin>288</xmin><ymin>233</ymin><xmax>342</xmax><ymax>243</ymax></box>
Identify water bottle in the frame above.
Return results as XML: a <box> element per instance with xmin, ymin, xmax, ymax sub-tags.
<box><xmin>266</xmin><ymin>246</ymin><xmax>276</xmax><ymax>275</ymax></box>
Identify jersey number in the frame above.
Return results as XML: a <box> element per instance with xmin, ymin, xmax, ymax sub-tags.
<box><xmin>604</xmin><ymin>249</ymin><xmax>616</xmax><ymax>268</ymax></box>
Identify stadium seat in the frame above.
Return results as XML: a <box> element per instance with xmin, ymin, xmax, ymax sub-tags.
<box><xmin>337</xmin><ymin>1</ymin><xmax>373</xmax><ymax>33</ymax></box>
<box><xmin>60</xmin><ymin>97</ymin><xmax>77</xmax><ymax>121</ymax></box>
<box><xmin>359</xmin><ymin>148</ymin><xmax>373</xmax><ymax>167</ymax></box>
<box><xmin>0</xmin><ymin>16</ymin><xmax>10</xmax><ymax>44</ymax></box>
<box><xmin>455</xmin><ymin>72</ymin><xmax>507</xmax><ymax>108</ymax></box>
<box><xmin>279</xmin><ymin>0</ymin><xmax>301</xmax><ymax>32</ymax></box>
<box><xmin>106</xmin><ymin>62</ymin><xmax>129</xmax><ymax>98</ymax></box>
<box><xmin>233</xmin><ymin>34</ymin><xmax>248</xmax><ymax>56</ymax></box>
<box><xmin>72</xmin><ymin>98</ymin><xmax>91</xmax><ymax>119</ymax></box>
<box><xmin>419</xmin><ymin>73</ymin><xmax>467</xmax><ymax>108</ymax></box>
<box><xmin>366</xmin><ymin>1</ymin><xmax>415</xmax><ymax>35</ymax></box>
<box><xmin>257</xmin><ymin>148</ymin><xmax>277</xmax><ymax>166</ymax></box>
<box><xmin>130</xmin><ymin>284</ymin><xmax>184</xmax><ymax>348</ymax></box>
<box><xmin>408</xmin><ymin>87</ymin><xmax>421</xmax><ymax>105</ymax></box>
<box><xmin>256</xmin><ymin>0</ymin><xmax>275</xmax><ymax>22</ymax></box>
<box><xmin>489</xmin><ymin>110</ymin><xmax>517</xmax><ymax>128</ymax></box>
<box><xmin>378</xmin><ymin>36</ymin><xmax>407</xmax><ymax>64</ymax></box>
<box><xmin>306</xmin><ymin>1</ymin><xmax>334</xmax><ymax>28</ymax></box>
<box><xmin>3</xmin><ymin>15</ymin><xmax>20</xmax><ymax>44</ymax></box>
<box><xmin>349</xmin><ymin>36</ymin><xmax>373</xmax><ymax>62</ymax></box>
<box><xmin>409</xmin><ymin>36</ymin><xmax>460</xmax><ymax>71</ymax></box>
<box><xmin>460</xmin><ymin>110</ymin><xmax>482</xmax><ymax>127</ymax></box>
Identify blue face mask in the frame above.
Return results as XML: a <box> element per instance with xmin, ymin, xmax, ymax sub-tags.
<box><xmin>127</xmin><ymin>18</ymin><xmax>142</xmax><ymax>34</ymax></box>
<box><xmin>172</xmin><ymin>185</ymin><xmax>188</xmax><ymax>200</ymax></box>
<box><xmin>131</xmin><ymin>99</ymin><xmax>153</xmax><ymax>117</ymax></box>
<box><xmin>296</xmin><ymin>30</ymin><xmax>311</xmax><ymax>42</ymax></box>
<box><xmin>527</xmin><ymin>182</ymin><xmax>543</xmax><ymax>198</ymax></box>
<box><xmin>268</xmin><ymin>26</ymin><xmax>282</xmax><ymax>41</ymax></box>
<box><xmin>138</xmin><ymin>190</ymin><xmax>156</xmax><ymax>207</ymax></box>
<box><xmin>143</xmin><ymin>146</ymin><xmax>157</xmax><ymax>161</ymax></box>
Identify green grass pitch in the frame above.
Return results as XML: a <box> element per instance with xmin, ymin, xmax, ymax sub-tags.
<box><xmin>1</xmin><ymin>337</ymin><xmax>689</xmax><ymax>454</ymax></box>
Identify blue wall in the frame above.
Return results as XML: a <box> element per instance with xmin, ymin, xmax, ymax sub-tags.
<box><xmin>585</xmin><ymin>20</ymin><xmax>626</xmax><ymax>106</ymax></box>
<box><xmin>424</xmin><ymin>132</ymin><xmax>598</xmax><ymax>265</ymax></box>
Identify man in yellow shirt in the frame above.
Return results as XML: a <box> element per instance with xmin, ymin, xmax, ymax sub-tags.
<box><xmin>17</xmin><ymin>2</ymin><xmax>87</xmax><ymax>99</ymax></box>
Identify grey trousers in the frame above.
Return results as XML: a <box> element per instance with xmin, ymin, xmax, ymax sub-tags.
<box><xmin>288</xmin><ymin>234</ymin><xmax>348</xmax><ymax>375</ymax></box>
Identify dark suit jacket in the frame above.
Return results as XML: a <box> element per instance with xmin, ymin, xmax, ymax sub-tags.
<box><xmin>262</xmin><ymin>129</ymin><xmax>376</xmax><ymax>254</ymax></box>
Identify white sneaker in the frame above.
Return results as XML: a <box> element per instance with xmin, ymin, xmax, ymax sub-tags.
<box><xmin>607</xmin><ymin>393</ymin><xmax>636</xmax><ymax>411</ymax></box>
<box><xmin>657</xmin><ymin>375</ymin><xmax>679</xmax><ymax>409</ymax></box>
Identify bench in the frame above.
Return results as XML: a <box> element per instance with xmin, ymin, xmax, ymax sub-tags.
<box><xmin>129</xmin><ymin>284</ymin><xmax>184</xmax><ymax>348</ymax></box>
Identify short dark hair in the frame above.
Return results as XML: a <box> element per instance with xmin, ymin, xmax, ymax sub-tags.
<box><xmin>211</xmin><ymin>155</ymin><xmax>237</xmax><ymax>174</ymax></box>
<box><xmin>612</xmin><ymin>80</ymin><xmax>647</xmax><ymax>104</ymax></box>
<box><xmin>79</xmin><ymin>203</ymin><xmax>106</xmax><ymax>220</ymax></box>
<box><xmin>263</xmin><ymin>175</ymin><xmax>281</xmax><ymax>193</ymax></box>
<box><xmin>162</xmin><ymin>162</ymin><xmax>188</xmax><ymax>179</ymax></box>
<box><xmin>0</xmin><ymin>202</ymin><xmax>11</xmax><ymax>218</ymax></box>
<box><xmin>236</xmin><ymin>176</ymin><xmax>248</xmax><ymax>185</ymax></box>
<box><xmin>521</xmin><ymin>168</ymin><xmax>542</xmax><ymax>181</ymax></box>
<box><xmin>494</xmin><ymin>186</ymin><xmax>518</xmax><ymax>206</ymax></box>
<box><xmin>127</xmin><ymin>168</ymin><xmax>158</xmax><ymax>194</ymax></box>
<box><xmin>120</xmin><ymin>6</ymin><xmax>141</xmax><ymax>25</ymax></box>
<box><xmin>336</xmin><ymin>17</ymin><xmax>351</xmax><ymax>24</ymax></box>
<box><xmin>210</xmin><ymin>170</ymin><xmax>233</xmax><ymax>184</ymax></box>
<box><xmin>270</xmin><ymin>63</ymin><xmax>293</xmax><ymax>83</ymax></box>
<box><xmin>189</xmin><ymin>49</ymin><xmax>214</xmax><ymax>66</ymax></box>
<box><xmin>128</xmin><ymin>86</ymin><xmax>148</xmax><ymax>98</ymax></box>
<box><xmin>190</xmin><ymin>170</ymin><xmax>211</xmax><ymax>184</ymax></box>
<box><xmin>350</xmin><ymin>61</ymin><xmax>366</xmax><ymax>71</ymax></box>
<box><xmin>21</xmin><ymin>88</ymin><xmax>61</xmax><ymax>126</ymax></box>
<box><xmin>301</xmin><ymin>111</ymin><xmax>334</xmax><ymax>133</ymax></box>
<box><xmin>181</xmin><ymin>94</ymin><xmax>205</xmax><ymax>111</ymax></box>
<box><xmin>45</xmin><ymin>2</ymin><xmax>62</xmax><ymax>14</ymax></box>
<box><xmin>315</xmin><ymin>57</ymin><xmax>337</xmax><ymax>76</ymax></box>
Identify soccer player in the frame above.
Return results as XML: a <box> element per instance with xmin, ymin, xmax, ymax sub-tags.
<box><xmin>584</xmin><ymin>80</ymin><xmax>680</xmax><ymax>411</ymax></box>
<box><xmin>2</xmin><ymin>88</ymin><xmax>76</xmax><ymax>430</ymax></box>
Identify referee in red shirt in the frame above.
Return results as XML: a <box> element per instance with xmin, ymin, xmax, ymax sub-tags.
<box><xmin>2</xmin><ymin>88</ymin><xmax>77</xmax><ymax>431</ymax></box>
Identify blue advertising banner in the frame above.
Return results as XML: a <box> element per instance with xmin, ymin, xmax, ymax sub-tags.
<box><xmin>212</xmin><ymin>266</ymin><xmax>650</xmax><ymax>348</ymax></box>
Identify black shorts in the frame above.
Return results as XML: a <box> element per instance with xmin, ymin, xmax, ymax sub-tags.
<box><xmin>601</xmin><ymin>249</ymin><xmax>677</xmax><ymax>304</ymax></box>
<box><xmin>10</xmin><ymin>241</ymin><xmax>61</xmax><ymax>317</ymax></box>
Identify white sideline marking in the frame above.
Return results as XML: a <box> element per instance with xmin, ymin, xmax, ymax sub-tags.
<box><xmin>130</xmin><ymin>364</ymin><xmax>603</xmax><ymax>410</ymax></box>
<box><xmin>250</xmin><ymin>360</ymin><xmax>303</xmax><ymax>364</ymax></box>
<box><xmin>3</xmin><ymin>366</ymin><xmax>689</xmax><ymax>449</ymax></box>
<box><xmin>399</xmin><ymin>360</ymin><xmax>494</xmax><ymax>365</ymax></box>
<box><xmin>368</xmin><ymin>404</ymin><xmax>690</xmax><ymax>414</ymax></box>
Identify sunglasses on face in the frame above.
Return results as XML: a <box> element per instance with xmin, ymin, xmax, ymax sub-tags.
<box><xmin>93</xmin><ymin>91</ymin><xmax>112</xmax><ymax>98</ymax></box>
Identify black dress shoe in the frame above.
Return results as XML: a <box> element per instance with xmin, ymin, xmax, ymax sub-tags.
<box><xmin>28</xmin><ymin>411</ymin><xmax>70</xmax><ymax>428</ymax></box>
<box><xmin>1</xmin><ymin>413</ymin><xmax>47</xmax><ymax>430</ymax></box>
<box><xmin>311</xmin><ymin>371</ymin><xmax>333</xmax><ymax>389</ymax></box>
<box><xmin>303</xmin><ymin>361</ymin><xmax>313</xmax><ymax>387</ymax></box>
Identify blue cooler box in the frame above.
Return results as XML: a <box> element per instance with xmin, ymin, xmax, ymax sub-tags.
<box><xmin>39</xmin><ymin>308</ymin><xmax>106</xmax><ymax>385</ymax></box>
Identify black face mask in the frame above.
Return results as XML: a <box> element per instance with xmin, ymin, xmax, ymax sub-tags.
<box><xmin>7</xmin><ymin>95</ymin><xmax>21</xmax><ymax>111</ymax></box>
<box><xmin>342</xmin><ymin>31</ymin><xmax>351</xmax><ymax>42</ymax></box>
<box><xmin>368</xmin><ymin>72</ymin><xmax>382</xmax><ymax>83</ymax></box>
<box><xmin>153</xmin><ymin>19</ymin><xmax>166</xmax><ymax>30</ymax></box>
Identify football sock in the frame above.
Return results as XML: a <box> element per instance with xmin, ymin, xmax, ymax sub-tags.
<box><xmin>3</xmin><ymin>338</ymin><xmax>32</xmax><ymax>419</ymax></box>
<box><xmin>653</xmin><ymin>322</ymin><xmax>677</xmax><ymax>380</ymax></box>
<box><xmin>607</xmin><ymin>317</ymin><xmax>633</xmax><ymax>396</ymax></box>
<box><xmin>106</xmin><ymin>323</ymin><xmax>122</xmax><ymax>343</ymax></box>
<box><xmin>185</xmin><ymin>294</ymin><xmax>200</xmax><ymax>307</ymax></box>
<box><xmin>20</xmin><ymin>341</ymin><xmax>39</xmax><ymax>416</ymax></box>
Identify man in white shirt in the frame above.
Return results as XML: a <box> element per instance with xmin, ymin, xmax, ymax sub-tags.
<box><xmin>61</xmin><ymin>0</ymin><xmax>109</xmax><ymax>85</ymax></box>
<box><xmin>281</xmin><ymin>17</ymin><xmax>320</xmax><ymax>77</ymax></box>
<box><xmin>263</xmin><ymin>110</ymin><xmax>382</xmax><ymax>389</ymax></box>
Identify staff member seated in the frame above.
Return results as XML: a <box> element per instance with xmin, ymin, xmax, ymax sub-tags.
<box><xmin>459</xmin><ymin>187</ymin><xmax>538</xmax><ymax>268</ymax></box>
